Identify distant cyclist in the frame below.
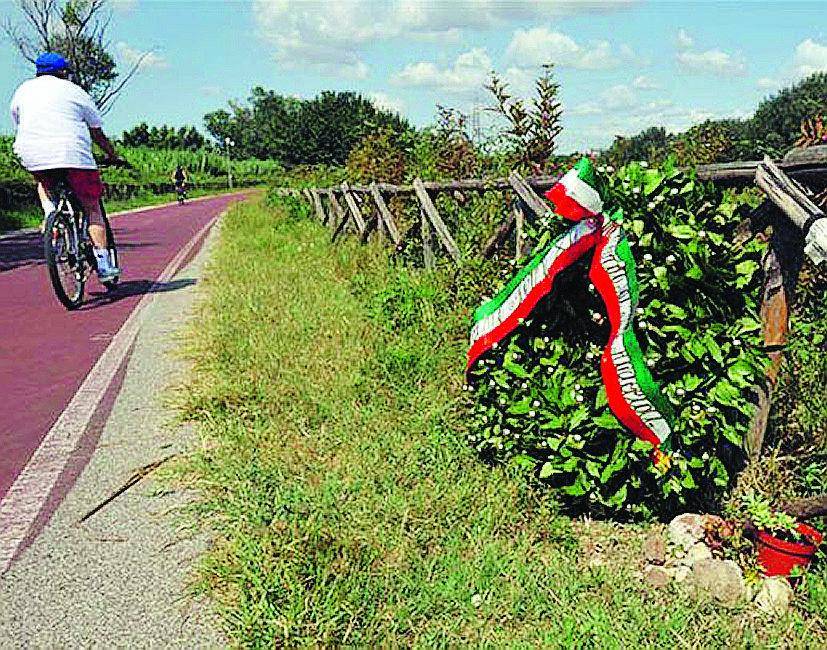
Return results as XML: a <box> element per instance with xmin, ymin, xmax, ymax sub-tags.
<box><xmin>172</xmin><ymin>165</ymin><xmax>188</xmax><ymax>203</ymax></box>
<box><xmin>9</xmin><ymin>52</ymin><xmax>124</xmax><ymax>281</ymax></box>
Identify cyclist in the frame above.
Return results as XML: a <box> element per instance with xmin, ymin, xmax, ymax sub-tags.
<box><xmin>9</xmin><ymin>52</ymin><xmax>123</xmax><ymax>281</ymax></box>
<box><xmin>172</xmin><ymin>165</ymin><xmax>188</xmax><ymax>201</ymax></box>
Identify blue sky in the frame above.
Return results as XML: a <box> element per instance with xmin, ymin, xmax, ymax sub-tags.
<box><xmin>2</xmin><ymin>0</ymin><xmax>827</xmax><ymax>152</ymax></box>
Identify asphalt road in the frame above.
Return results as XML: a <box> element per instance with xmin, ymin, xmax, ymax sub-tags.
<box><xmin>0</xmin><ymin>193</ymin><xmax>245</xmax><ymax>566</ymax></box>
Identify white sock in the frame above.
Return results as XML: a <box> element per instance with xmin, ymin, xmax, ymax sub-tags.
<box><xmin>94</xmin><ymin>248</ymin><xmax>111</xmax><ymax>271</ymax></box>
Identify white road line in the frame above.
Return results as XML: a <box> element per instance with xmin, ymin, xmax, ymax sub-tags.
<box><xmin>0</xmin><ymin>212</ymin><xmax>222</xmax><ymax>575</ymax></box>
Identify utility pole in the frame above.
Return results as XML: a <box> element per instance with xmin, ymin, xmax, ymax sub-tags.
<box><xmin>224</xmin><ymin>137</ymin><xmax>235</xmax><ymax>189</ymax></box>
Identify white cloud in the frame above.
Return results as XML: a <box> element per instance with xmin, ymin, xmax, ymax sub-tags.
<box><xmin>251</xmin><ymin>1</ymin><xmax>635</xmax><ymax>76</ymax></box>
<box><xmin>391</xmin><ymin>48</ymin><xmax>492</xmax><ymax>94</ymax></box>
<box><xmin>368</xmin><ymin>91</ymin><xmax>406</xmax><ymax>115</ymax></box>
<box><xmin>115</xmin><ymin>42</ymin><xmax>168</xmax><ymax>70</ymax></box>
<box><xmin>200</xmin><ymin>85</ymin><xmax>223</xmax><ymax>97</ymax></box>
<box><xmin>792</xmin><ymin>38</ymin><xmax>827</xmax><ymax>77</ymax></box>
<box><xmin>676</xmin><ymin>29</ymin><xmax>694</xmax><ymax>49</ymax></box>
<box><xmin>756</xmin><ymin>76</ymin><xmax>776</xmax><ymax>90</ymax></box>
<box><xmin>505</xmin><ymin>27</ymin><xmax>633</xmax><ymax>70</ymax></box>
<box><xmin>676</xmin><ymin>48</ymin><xmax>747</xmax><ymax>77</ymax></box>
<box><xmin>632</xmin><ymin>75</ymin><xmax>659</xmax><ymax>90</ymax></box>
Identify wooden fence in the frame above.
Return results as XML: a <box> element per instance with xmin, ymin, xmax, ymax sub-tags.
<box><xmin>279</xmin><ymin>147</ymin><xmax>827</xmax><ymax>519</ymax></box>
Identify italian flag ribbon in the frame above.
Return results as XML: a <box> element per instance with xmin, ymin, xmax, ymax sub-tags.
<box><xmin>467</xmin><ymin>159</ymin><xmax>673</xmax><ymax>467</ymax></box>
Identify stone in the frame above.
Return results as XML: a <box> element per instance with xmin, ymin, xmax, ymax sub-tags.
<box><xmin>643</xmin><ymin>531</ymin><xmax>667</xmax><ymax>565</ymax></box>
<box><xmin>644</xmin><ymin>565</ymin><xmax>672</xmax><ymax>589</ymax></box>
<box><xmin>673</xmin><ymin>566</ymin><xmax>691</xmax><ymax>583</ymax></box>
<box><xmin>754</xmin><ymin>577</ymin><xmax>794</xmax><ymax>617</ymax></box>
<box><xmin>684</xmin><ymin>542</ymin><xmax>713</xmax><ymax>567</ymax></box>
<box><xmin>668</xmin><ymin>513</ymin><xmax>705</xmax><ymax>551</ymax></box>
<box><xmin>689</xmin><ymin>559</ymin><xmax>747</xmax><ymax>606</ymax></box>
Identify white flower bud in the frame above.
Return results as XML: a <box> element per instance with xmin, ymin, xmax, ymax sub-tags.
<box><xmin>670</xmin><ymin>188</ymin><xmax>678</xmax><ymax>195</ymax></box>
<box><xmin>639</xmin><ymin>161</ymin><xmax>648</xmax><ymax>168</ymax></box>
<box><xmin>607</xmin><ymin>165</ymin><xmax>615</xmax><ymax>173</ymax></box>
<box><xmin>676</xmin><ymin>388</ymin><xmax>685</xmax><ymax>396</ymax></box>
<box><xmin>666</xmin><ymin>254</ymin><xmax>676</xmax><ymax>264</ymax></box>
<box><xmin>647</xmin><ymin>201</ymin><xmax>656</xmax><ymax>210</ymax></box>
<box><xmin>636</xmin><ymin>307</ymin><xmax>645</xmax><ymax>315</ymax></box>
<box><xmin>492</xmin><ymin>342</ymin><xmax>499</xmax><ymax>349</ymax></box>
<box><xmin>532</xmin><ymin>400</ymin><xmax>541</xmax><ymax>407</ymax></box>
<box><xmin>575</xmin><ymin>394</ymin><xmax>584</xmax><ymax>403</ymax></box>
<box><xmin>646</xmin><ymin>358</ymin><xmax>656</xmax><ymax>368</ymax></box>
<box><xmin>643</xmin><ymin>253</ymin><xmax>652</xmax><ymax>262</ymax></box>
<box><xmin>692</xmin><ymin>404</ymin><xmax>701</xmax><ymax>412</ymax></box>
<box><xmin>632</xmin><ymin>187</ymin><xmax>641</xmax><ymax>195</ymax></box>
<box><xmin>573</xmin><ymin>434</ymin><xmax>582</xmax><ymax>442</ymax></box>
<box><xmin>733</xmin><ymin>339</ymin><xmax>741</xmax><ymax>347</ymax></box>
<box><xmin>697</xmin><ymin>230</ymin><xmax>706</xmax><ymax>239</ymax></box>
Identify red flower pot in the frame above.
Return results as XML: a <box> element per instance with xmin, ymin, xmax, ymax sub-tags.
<box><xmin>756</xmin><ymin>523</ymin><xmax>823</xmax><ymax>577</ymax></box>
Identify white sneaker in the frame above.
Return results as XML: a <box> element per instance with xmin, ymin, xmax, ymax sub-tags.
<box><xmin>94</xmin><ymin>248</ymin><xmax>120</xmax><ymax>281</ymax></box>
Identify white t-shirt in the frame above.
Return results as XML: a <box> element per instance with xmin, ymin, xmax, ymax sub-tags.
<box><xmin>10</xmin><ymin>75</ymin><xmax>102</xmax><ymax>171</ymax></box>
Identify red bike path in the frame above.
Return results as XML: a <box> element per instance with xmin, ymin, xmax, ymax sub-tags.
<box><xmin>0</xmin><ymin>193</ymin><xmax>245</xmax><ymax>512</ymax></box>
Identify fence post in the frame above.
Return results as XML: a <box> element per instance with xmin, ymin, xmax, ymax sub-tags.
<box><xmin>514</xmin><ymin>202</ymin><xmax>525</xmax><ymax>261</ymax></box>
<box><xmin>421</xmin><ymin>206</ymin><xmax>435</xmax><ymax>270</ymax></box>
<box><xmin>412</xmin><ymin>178</ymin><xmax>460</xmax><ymax>263</ymax></box>
<box><xmin>341</xmin><ymin>181</ymin><xmax>367</xmax><ymax>234</ymax></box>
<box><xmin>508</xmin><ymin>171</ymin><xmax>549</xmax><ymax>219</ymax></box>
<box><xmin>310</xmin><ymin>189</ymin><xmax>327</xmax><ymax>223</ymax></box>
<box><xmin>369</xmin><ymin>183</ymin><xmax>401</xmax><ymax>247</ymax></box>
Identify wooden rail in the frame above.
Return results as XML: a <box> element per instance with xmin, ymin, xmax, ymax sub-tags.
<box><xmin>278</xmin><ymin>149</ymin><xmax>827</xmax><ymax>469</ymax></box>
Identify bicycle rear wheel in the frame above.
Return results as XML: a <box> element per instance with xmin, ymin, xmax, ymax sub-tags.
<box><xmin>44</xmin><ymin>209</ymin><xmax>85</xmax><ymax>310</ymax></box>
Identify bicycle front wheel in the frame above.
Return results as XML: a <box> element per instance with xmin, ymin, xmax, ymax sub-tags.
<box><xmin>44</xmin><ymin>210</ymin><xmax>85</xmax><ymax>310</ymax></box>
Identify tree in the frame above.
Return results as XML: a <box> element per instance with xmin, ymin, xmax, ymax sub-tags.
<box><xmin>121</xmin><ymin>122</ymin><xmax>207</xmax><ymax>150</ymax></box>
<box><xmin>486</xmin><ymin>64</ymin><xmax>563</xmax><ymax>174</ymax></box>
<box><xmin>749</xmin><ymin>72</ymin><xmax>827</xmax><ymax>156</ymax></box>
<box><xmin>605</xmin><ymin>127</ymin><xmax>671</xmax><ymax>167</ymax></box>
<box><xmin>203</xmin><ymin>88</ymin><xmax>411</xmax><ymax>166</ymax></box>
<box><xmin>3</xmin><ymin>0</ymin><xmax>146</xmax><ymax>112</ymax></box>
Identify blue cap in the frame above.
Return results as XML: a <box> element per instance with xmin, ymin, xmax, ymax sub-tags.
<box><xmin>35</xmin><ymin>53</ymin><xmax>69</xmax><ymax>75</ymax></box>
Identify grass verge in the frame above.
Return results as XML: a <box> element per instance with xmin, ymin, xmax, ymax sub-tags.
<box><xmin>175</xmin><ymin>197</ymin><xmax>826</xmax><ymax>646</ymax></box>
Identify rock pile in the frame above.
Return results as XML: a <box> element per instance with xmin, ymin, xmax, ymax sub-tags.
<box><xmin>641</xmin><ymin>513</ymin><xmax>795</xmax><ymax>616</ymax></box>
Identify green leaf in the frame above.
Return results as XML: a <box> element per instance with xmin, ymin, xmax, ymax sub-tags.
<box><xmin>669</xmin><ymin>224</ymin><xmax>696</xmax><ymax>240</ymax></box>
<box><xmin>607</xmin><ymin>483</ymin><xmax>628</xmax><ymax>506</ymax></box>
<box><xmin>539</xmin><ymin>462</ymin><xmax>555</xmax><ymax>479</ymax></box>
<box><xmin>508</xmin><ymin>399</ymin><xmax>531</xmax><ymax>415</ymax></box>
<box><xmin>686</xmin><ymin>265</ymin><xmax>703</xmax><ymax>280</ymax></box>
<box><xmin>727</xmin><ymin>360</ymin><xmax>753</xmax><ymax>387</ymax></box>
<box><xmin>735</xmin><ymin>260</ymin><xmax>759</xmax><ymax>288</ymax></box>
<box><xmin>653</xmin><ymin>266</ymin><xmax>669</xmax><ymax>290</ymax></box>
<box><xmin>705</xmin><ymin>336</ymin><xmax>723</xmax><ymax>364</ymax></box>
<box><xmin>721</xmin><ymin>425</ymin><xmax>742</xmax><ymax>446</ymax></box>
<box><xmin>510</xmin><ymin>454</ymin><xmax>536</xmax><ymax>469</ymax></box>
<box><xmin>643</xmin><ymin>170</ymin><xmax>664</xmax><ymax>195</ymax></box>
<box><xmin>503</xmin><ymin>360</ymin><xmax>529</xmax><ymax>378</ymax></box>
<box><xmin>592</xmin><ymin>412</ymin><xmax>623</xmax><ymax>430</ymax></box>
<box><xmin>569</xmin><ymin>406</ymin><xmax>589</xmax><ymax>428</ymax></box>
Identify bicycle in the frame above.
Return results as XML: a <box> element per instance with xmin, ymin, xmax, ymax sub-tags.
<box><xmin>175</xmin><ymin>182</ymin><xmax>187</xmax><ymax>205</ymax></box>
<box><xmin>43</xmin><ymin>167</ymin><xmax>123</xmax><ymax>310</ymax></box>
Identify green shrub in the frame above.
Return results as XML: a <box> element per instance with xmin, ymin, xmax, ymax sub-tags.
<box><xmin>468</xmin><ymin>163</ymin><xmax>770</xmax><ymax>517</ymax></box>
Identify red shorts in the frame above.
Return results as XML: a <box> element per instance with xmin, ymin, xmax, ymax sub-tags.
<box><xmin>33</xmin><ymin>169</ymin><xmax>104</xmax><ymax>206</ymax></box>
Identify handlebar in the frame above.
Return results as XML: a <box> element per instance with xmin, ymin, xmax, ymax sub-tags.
<box><xmin>98</xmin><ymin>158</ymin><xmax>133</xmax><ymax>170</ymax></box>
